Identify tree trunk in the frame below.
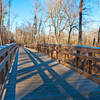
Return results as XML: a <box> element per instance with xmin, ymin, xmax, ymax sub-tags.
<box><xmin>93</xmin><ymin>37</ymin><xmax>95</xmax><ymax>46</ymax></box>
<box><xmin>78</xmin><ymin>0</ymin><xmax>83</xmax><ymax>45</ymax></box>
<box><xmin>68</xmin><ymin>27</ymin><xmax>72</xmax><ymax>44</ymax></box>
<box><xmin>7</xmin><ymin>0</ymin><xmax>11</xmax><ymax>44</ymax></box>
<box><xmin>54</xmin><ymin>27</ymin><xmax>58</xmax><ymax>44</ymax></box>
<box><xmin>32</xmin><ymin>4</ymin><xmax>37</xmax><ymax>44</ymax></box>
<box><xmin>8</xmin><ymin>0</ymin><xmax>11</xmax><ymax>33</ymax></box>
<box><xmin>0</xmin><ymin>0</ymin><xmax>2</xmax><ymax>45</ymax></box>
<box><xmin>97</xmin><ymin>27</ymin><xmax>100</xmax><ymax>44</ymax></box>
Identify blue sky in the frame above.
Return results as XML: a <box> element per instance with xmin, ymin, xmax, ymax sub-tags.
<box><xmin>10</xmin><ymin>0</ymin><xmax>37</xmax><ymax>31</ymax></box>
<box><xmin>9</xmin><ymin>0</ymin><xmax>100</xmax><ymax>32</ymax></box>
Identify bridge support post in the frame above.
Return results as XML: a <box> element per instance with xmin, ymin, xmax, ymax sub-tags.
<box><xmin>0</xmin><ymin>56</ymin><xmax>5</xmax><ymax>85</ymax></box>
<box><xmin>87</xmin><ymin>52</ymin><xmax>92</xmax><ymax>74</ymax></box>
<box><xmin>47</xmin><ymin>46</ymin><xmax>49</xmax><ymax>55</ymax></box>
<box><xmin>64</xmin><ymin>53</ymin><xmax>66</xmax><ymax>63</ymax></box>
<box><xmin>76</xmin><ymin>50</ymin><xmax>80</xmax><ymax>68</ymax></box>
<box><xmin>63</xmin><ymin>46</ymin><xmax>66</xmax><ymax>63</ymax></box>
<box><xmin>56</xmin><ymin>46</ymin><xmax>58</xmax><ymax>59</ymax></box>
<box><xmin>4</xmin><ymin>52</ymin><xmax>8</xmax><ymax>77</ymax></box>
<box><xmin>51</xmin><ymin>45</ymin><xmax>54</xmax><ymax>58</ymax></box>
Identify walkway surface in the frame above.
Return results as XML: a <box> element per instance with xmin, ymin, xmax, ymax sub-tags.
<box><xmin>3</xmin><ymin>47</ymin><xmax>100</xmax><ymax>100</ymax></box>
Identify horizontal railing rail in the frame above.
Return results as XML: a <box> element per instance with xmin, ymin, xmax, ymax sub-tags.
<box><xmin>0</xmin><ymin>43</ymin><xmax>17</xmax><ymax>99</ymax></box>
<box><xmin>27</xmin><ymin>43</ymin><xmax>100</xmax><ymax>78</ymax></box>
<box><xmin>0</xmin><ymin>44</ymin><xmax>15</xmax><ymax>58</ymax></box>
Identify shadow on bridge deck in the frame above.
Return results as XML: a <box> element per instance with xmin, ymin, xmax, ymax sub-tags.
<box><xmin>3</xmin><ymin>47</ymin><xmax>100</xmax><ymax>100</ymax></box>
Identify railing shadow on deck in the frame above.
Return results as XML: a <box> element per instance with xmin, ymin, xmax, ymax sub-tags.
<box><xmin>15</xmin><ymin>48</ymin><xmax>89</xmax><ymax>100</ymax></box>
<box><xmin>27</xmin><ymin>43</ymin><xmax>100</xmax><ymax>83</ymax></box>
<box><xmin>26</xmin><ymin>49</ymin><xmax>100</xmax><ymax>100</ymax></box>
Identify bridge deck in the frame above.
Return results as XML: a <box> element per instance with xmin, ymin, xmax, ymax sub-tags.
<box><xmin>4</xmin><ymin>47</ymin><xmax>100</xmax><ymax>100</ymax></box>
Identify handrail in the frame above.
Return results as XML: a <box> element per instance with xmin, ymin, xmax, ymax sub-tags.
<box><xmin>38</xmin><ymin>43</ymin><xmax>100</xmax><ymax>53</ymax></box>
<box><xmin>0</xmin><ymin>47</ymin><xmax>16</xmax><ymax>72</ymax></box>
<box><xmin>27</xmin><ymin>43</ymin><xmax>100</xmax><ymax>78</ymax></box>
<box><xmin>0</xmin><ymin>43</ymin><xmax>16</xmax><ymax>58</ymax></box>
<box><xmin>0</xmin><ymin>43</ymin><xmax>17</xmax><ymax>99</ymax></box>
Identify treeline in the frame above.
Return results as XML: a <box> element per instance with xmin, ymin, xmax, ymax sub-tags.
<box><xmin>0</xmin><ymin>0</ymin><xmax>100</xmax><ymax>46</ymax></box>
<box><xmin>14</xmin><ymin>0</ymin><xmax>100</xmax><ymax>46</ymax></box>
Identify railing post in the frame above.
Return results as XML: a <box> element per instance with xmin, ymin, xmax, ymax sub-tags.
<box><xmin>43</xmin><ymin>44</ymin><xmax>45</xmax><ymax>53</ymax></box>
<box><xmin>67</xmin><ymin>48</ymin><xmax>70</xmax><ymax>58</ymax></box>
<box><xmin>58</xmin><ymin>45</ymin><xmax>62</xmax><ymax>63</ymax></box>
<box><xmin>4</xmin><ymin>51</ymin><xmax>9</xmax><ymax>76</ymax></box>
<box><xmin>40</xmin><ymin>44</ymin><xmax>41</xmax><ymax>52</ymax></box>
<box><xmin>46</xmin><ymin>45</ymin><xmax>48</xmax><ymax>55</ymax></box>
<box><xmin>49</xmin><ymin>45</ymin><xmax>51</xmax><ymax>57</ymax></box>
<box><xmin>7</xmin><ymin>51</ymin><xmax>9</xmax><ymax>69</ymax></box>
<box><xmin>44</xmin><ymin>44</ymin><xmax>45</xmax><ymax>54</ymax></box>
<box><xmin>76</xmin><ymin>50</ymin><xmax>80</xmax><ymax>68</ymax></box>
<box><xmin>37</xmin><ymin>44</ymin><xmax>39</xmax><ymax>52</ymax></box>
<box><xmin>43</xmin><ymin>44</ymin><xmax>46</xmax><ymax>54</ymax></box>
<box><xmin>42</xmin><ymin>44</ymin><xmax>44</xmax><ymax>53</ymax></box>
<box><xmin>51</xmin><ymin>45</ymin><xmax>54</xmax><ymax>57</ymax></box>
<box><xmin>0</xmin><ymin>56</ymin><xmax>4</xmax><ymax>85</ymax></box>
<box><xmin>47</xmin><ymin>45</ymin><xmax>49</xmax><ymax>56</ymax></box>
<box><xmin>47</xmin><ymin>45</ymin><xmax>49</xmax><ymax>55</ymax></box>
<box><xmin>45</xmin><ymin>44</ymin><xmax>47</xmax><ymax>54</ymax></box>
<box><xmin>56</xmin><ymin>45</ymin><xmax>58</xmax><ymax>59</ymax></box>
<box><xmin>54</xmin><ymin>45</ymin><xmax>56</xmax><ymax>59</ymax></box>
<box><xmin>38</xmin><ymin>44</ymin><xmax>41</xmax><ymax>52</ymax></box>
<box><xmin>49</xmin><ymin>45</ymin><xmax>51</xmax><ymax>56</ymax></box>
<box><xmin>64</xmin><ymin>47</ymin><xmax>67</xmax><ymax>63</ymax></box>
<box><xmin>39</xmin><ymin>44</ymin><xmax>40</xmax><ymax>52</ymax></box>
<box><xmin>40</xmin><ymin>45</ymin><xmax>41</xmax><ymax>52</ymax></box>
<box><xmin>87</xmin><ymin>52</ymin><xmax>92</xmax><ymax>74</ymax></box>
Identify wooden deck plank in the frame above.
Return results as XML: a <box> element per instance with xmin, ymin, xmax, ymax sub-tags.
<box><xmin>4</xmin><ymin>47</ymin><xmax>100</xmax><ymax>100</ymax></box>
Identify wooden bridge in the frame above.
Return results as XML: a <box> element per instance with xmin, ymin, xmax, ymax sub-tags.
<box><xmin>0</xmin><ymin>43</ymin><xmax>100</xmax><ymax>100</ymax></box>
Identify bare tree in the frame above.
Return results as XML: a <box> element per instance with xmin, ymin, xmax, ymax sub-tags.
<box><xmin>38</xmin><ymin>16</ymin><xmax>42</xmax><ymax>34</ymax></box>
<box><xmin>14</xmin><ymin>0</ymin><xmax>100</xmax><ymax>46</ymax></box>
<box><xmin>63</xmin><ymin>0</ymin><xmax>79</xmax><ymax>44</ymax></box>
<box><xmin>46</xmin><ymin>0</ymin><xmax>79</xmax><ymax>44</ymax></box>
<box><xmin>46</xmin><ymin>0</ymin><xmax>66</xmax><ymax>43</ymax></box>
<box><xmin>0</xmin><ymin>0</ymin><xmax>11</xmax><ymax>45</ymax></box>
<box><xmin>78</xmin><ymin>0</ymin><xmax>83</xmax><ymax>45</ymax></box>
